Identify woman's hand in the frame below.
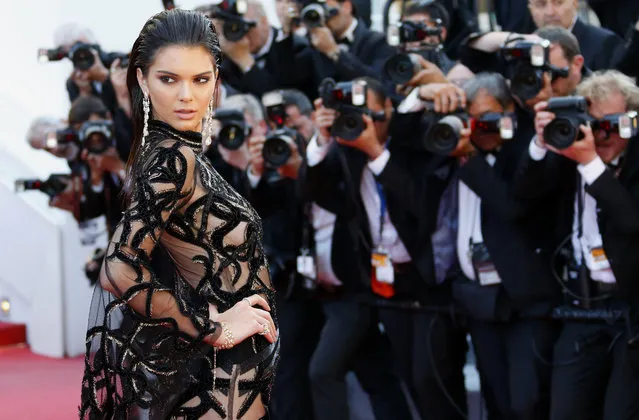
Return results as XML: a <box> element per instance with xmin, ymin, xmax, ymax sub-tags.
<box><xmin>208</xmin><ymin>294</ymin><xmax>277</xmax><ymax>347</ymax></box>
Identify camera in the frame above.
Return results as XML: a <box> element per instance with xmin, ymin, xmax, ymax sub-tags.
<box><xmin>214</xmin><ymin>109</ymin><xmax>252</xmax><ymax>150</ymax></box>
<box><xmin>319</xmin><ymin>78</ymin><xmax>386</xmax><ymax>141</ymax></box>
<box><xmin>423</xmin><ymin>110</ymin><xmax>469</xmax><ymax>154</ymax></box>
<box><xmin>384</xmin><ymin>20</ymin><xmax>444</xmax><ymax>84</ymax></box>
<box><xmin>203</xmin><ymin>0</ymin><xmax>257</xmax><ymax>42</ymax></box>
<box><xmin>261</xmin><ymin>91</ymin><xmax>301</xmax><ymax>168</ymax></box>
<box><xmin>593</xmin><ymin>111</ymin><xmax>639</xmax><ymax>140</ymax></box>
<box><xmin>38</xmin><ymin>43</ymin><xmax>129</xmax><ymax>70</ymax></box>
<box><xmin>543</xmin><ymin>96</ymin><xmax>594</xmax><ymax>150</ymax></box>
<box><xmin>423</xmin><ymin>110</ymin><xmax>517</xmax><ymax>155</ymax></box>
<box><xmin>15</xmin><ymin>174</ymin><xmax>71</xmax><ymax>198</ymax></box>
<box><xmin>299</xmin><ymin>0</ymin><xmax>339</xmax><ymax>28</ymax></box>
<box><xmin>500</xmin><ymin>40</ymin><xmax>569</xmax><ymax>101</ymax></box>
<box><xmin>79</xmin><ymin>120</ymin><xmax>115</xmax><ymax>154</ymax></box>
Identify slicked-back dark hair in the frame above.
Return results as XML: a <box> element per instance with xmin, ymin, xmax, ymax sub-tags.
<box><xmin>125</xmin><ymin>8</ymin><xmax>222</xmax><ymax>192</ymax></box>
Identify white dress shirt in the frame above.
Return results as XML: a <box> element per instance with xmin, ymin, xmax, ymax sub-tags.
<box><xmin>306</xmin><ymin>135</ymin><xmax>411</xmax><ymax>263</ymax></box>
<box><xmin>528</xmin><ymin>139</ymin><xmax>616</xmax><ymax>283</ymax></box>
<box><xmin>456</xmin><ymin>154</ymin><xmax>499</xmax><ymax>281</ymax></box>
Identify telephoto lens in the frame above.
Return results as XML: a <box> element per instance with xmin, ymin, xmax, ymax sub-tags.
<box><xmin>263</xmin><ymin>128</ymin><xmax>300</xmax><ymax>168</ymax></box>
<box><xmin>384</xmin><ymin>53</ymin><xmax>421</xmax><ymax>85</ymax></box>
<box><xmin>423</xmin><ymin>115</ymin><xmax>466</xmax><ymax>155</ymax></box>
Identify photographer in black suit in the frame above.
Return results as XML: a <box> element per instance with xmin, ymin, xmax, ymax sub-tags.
<box><xmin>307</xmin><ymin>77</ymin><xmax>467</xmax><ymax>420</ymax></box>
<box><xmin>205</xmin><ymin>0</ymin><xmax>318</xmax><ymax>101</ymax></box>
<box><xmin>433</xmin><ymin>73</ymin><xmax>561</xmax><ymax>419</ymax></box>
<box><xmin>526</xmin><ymin>0</ymin><xmax>639</xmax><ymax>77</ymax></box>
<box><xmin>519</xmin><ymin>70</ymin><xmax>639</xmax><ymax>420</ymax></box>
<box><xmin>307</xmin><ymin>0</ymin><xmax>397</xmax><ymax>86</ymax></box>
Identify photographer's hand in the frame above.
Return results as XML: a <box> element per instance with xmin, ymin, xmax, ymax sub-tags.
<box><xmin>276</xmin><ymin>0</ymin><xmax>297</xmax><ymax>36</ymax></box>
<box><xmin>312</xmin><ymin>98</ymin><xmax>337</xmax><ymax>145</ymax></box>
<box><xmin>450</xmin><ymin>128</ymin><xmax>475</xmax><ymax>160</ymax></box>
<box><xmin>310</xmin><ymin>27</ymin><xmax>339</xmax><ymax>58</ymax></box>
<box><xmin>248</xmin><ymin>135</ymin><xmax>266</xmax><ymax>177</ymax></box>
<box><xmin>50</xmin><ymin>176</ymin><xmax>82</xmax><ymax>214</ymax></box>
<box><xmin>336</xmin><ymin>114</ymin><xmax>384</xmax><ymax>160</ymax></box>
<box><xmin>110</xmin><ymin>58</ymin><xmax>131</xmax><ymax>118</ymax></box>
<box><xmin>99</xmin><ymin>148</ymin><xmax>126</xmax><ymax>181</ymax></box>
<box><xmin>85</xmin><ymin>49</ymin><xmax>110</xmax><ymax>83</ymax></box>
<box><xmin>418</xmin><ymin>83</ymin><xmax>466</xmax><ymax>113</ymax></box>
<box><xmin>405</xmin><ymin>56</ymin><xmax>448</xmax><ymax>87</ymax></box>
<box><xmin>533</xmin><ymin>101</ymin><xmax>554</xmax><ymax>147</ymax></box>
<box><xmin>218</xmin><ymin>30</ymin><xmax>255</xmax><ymax>72</ymax></box>
<box><xmin>278</xmin><ymin>140</ymin><xmax>302</xmax><ymax>180</ymax></box>
<box><xmin>547</xmin><ymin>125</ymin><xmax>598</xmax><ymax>165</ymax></box>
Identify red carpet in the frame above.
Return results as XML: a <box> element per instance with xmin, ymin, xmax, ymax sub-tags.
<box><xmin>0</xmin><ymin>345</ymin><xmax>84</xmax><ymax>419</ymax></box>
<box><xmin>0</xmin><ymin>322</ymin><xmax>27</xmax><ymax>346</ymax></box>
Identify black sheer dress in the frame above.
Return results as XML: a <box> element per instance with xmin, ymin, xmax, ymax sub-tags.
<box><xmin>80</xmin><ymin>120</ymin><xmax>279</xmax><ymax>419</ymax></box>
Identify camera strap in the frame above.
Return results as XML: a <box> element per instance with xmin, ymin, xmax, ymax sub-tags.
<box><xmin>575</xmin><ymin>173</ymin><xmax>593</xmax><ymax>306</ymax></box>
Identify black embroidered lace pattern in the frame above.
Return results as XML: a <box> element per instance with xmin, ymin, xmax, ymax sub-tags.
<box><xmin>80</xmin><ymin>120</ymin><xmax>278</xmax><ymax>419</ymax></box>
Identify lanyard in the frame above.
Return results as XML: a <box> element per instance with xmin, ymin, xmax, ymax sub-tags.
<box><xmin>376</xmin><ymin>181</ymin><xmax>386</xmax><ymax>248</ymax></box>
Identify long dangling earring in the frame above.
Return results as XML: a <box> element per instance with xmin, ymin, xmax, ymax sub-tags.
<box><xmin>142</xmin><ymin>93</ymin><xmax>150</xmax><ymax>147</ymax></box>
<box><xmin>203</xmin><ymin>97</ymin><xmax>215</xmax><ymax>148</ymax></box>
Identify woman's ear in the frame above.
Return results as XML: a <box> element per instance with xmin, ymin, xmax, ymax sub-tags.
<box><xmin>136</xmin><ymin>68</ymin><xmax>148</xmax><ymax>96</ymax></box>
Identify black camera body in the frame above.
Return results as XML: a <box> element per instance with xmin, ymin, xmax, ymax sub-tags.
<box><xmin>384</xmin><ymin>20</ymin><xmax>444</xmax><ymax>84</ymax></box>
<box><xmin>423</xmin><ymin>111</ymin><xmax>469</xmax><ymax>154</ymax></box>
<box><xmin>319</xmin><ymin>78</ymin><xmax>386</xmax><ymax>141</ymax></box>
<box><xmin>261</xmin><ymin>90</ymin><xmax>303</xmax><ymax>168</ymax></box>
<box><xmin>544</xmin><ymin>96</ymin><xmax>594</xmax><ymax>150</ymax></box>
<box><xmin>38</xmin><ymin>43</ymin><xmax>128</xmax><ymax>70</ymax></box>
<box><xmin>79</xmin><ymin>120</ymin><xmax>116</xmax><ymax>154</ymax></box>
<box><xmin>205</xmin><ymin>0</ymin><xmax>257</xmax><ymax>42</ymax></box>
<box><xmin>264</xmin><ymin>128</ymin><xmax>301</xmax><ymax>168</ymax></box>
<box><xmin>214</xmin><ymin>109</ymin><xmax>252</xmax><ymax>150</ymax></box>
<box><xmin>500</xmin><ymin>40</ymin><xmax>568</xmax><ymax>102</ymax></box>
<box><xmin>423</xmin><ymin>110</ymin><xmax>517</xmax><ymax>155</ymax></box>
<box><xmin>299</xmin><ymin>0</ymin><xmax>339</xmax><ymax>28</ymax></box>
<box><xmin>15</xmin><ymin>174</ymin><xmax>71</xmax><ymax>198</ymax></box>
<box><xmin>593</xmin><ymin>111</ymin><xmax>639</xmax><ymax>140</ymax></box>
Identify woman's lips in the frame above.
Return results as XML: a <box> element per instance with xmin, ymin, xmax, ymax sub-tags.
<box><xmin>175</xmin><ymin>110</ymin><xmax>197</xmax><ymax>120</ymax></box>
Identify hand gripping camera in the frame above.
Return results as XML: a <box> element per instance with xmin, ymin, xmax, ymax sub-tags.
<box><xmin>261</xmin><ymin>91</ymin><xmax>303</xmax><ymax>168</ymax></box>
<box><xmin>201</xmin><ymin>0</ymin><xmax>257</xmax><ymax>42</ymax></box>
<box><xmin>44</xmin><ymin>121</ymin><xmax>115</xmax><ymax>156</ymax></box>
<box><xmin>384</xmin><ymin>19</ymin><xmax>445</xmax><ymax>84</ymax></box>
<box><xmin>213</xmin><ymin>109</ymin><xmax>252</xmax><ymax>150</ymax></box>
<box><xmin>298</xmin><ymin>0</ymin><xmax>339</xmax><ymax>28</ymax></box>
<box><xmin>38</xmin><ymin>42</ymin><xmax>129</xmax><ymax>70</ymax></box>
<box><xmin>543</xmin><ymin>96</ymin><xmax>594</xmax><ymax>150</ymax></box>
<box><xmin>500</xmin><ymin>39</ymin><xmax>569</xmax><ymax>102</ymax></box>
<box><xmin>15</xmin><ymin>174</ymin><xmax>72</xmax><ymax>198</ymax></box>
<box><xmin>319</xmin><ymin>78</ymin><xmax>386</xmax><ymax>141</ymax></box>
<box><xmin>423</xmin><ymin>108</ymin><xmax>516</xmax><ymax>155</ymax></box>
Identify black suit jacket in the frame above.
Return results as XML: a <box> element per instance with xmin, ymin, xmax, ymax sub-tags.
<box><xmin>571</xmin><ymin>18</ymin><xmax>626</xmax><ymax>72</ymax></box>
<box><xmin>220</xmin><ymin>29</ymin><xmax>318</xmax><ymax>101</ymax></box>
<box><xmin>514</xmin><ymin>137</ymin><xmax>639</xmax><ymax>302</ymax></box>
<box><xmin>458</xmin><ymin>109</ymin><xmax>561</xmax><ymax>313</ymax></box>
<box><xmin>313</xmin><ymin>22</ymin><xmax>397</xmax><ymax>87</ymax></box>
<box><xmin>306</xmin><ymin>114</ymin><xmax>453</xmax><ymax>298</ymax></box>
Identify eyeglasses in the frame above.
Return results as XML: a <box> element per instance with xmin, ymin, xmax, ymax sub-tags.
<box><xmin>529</xmin><ymin>0</ymin><xmax>570</xmax><ymax>9</ymax></box>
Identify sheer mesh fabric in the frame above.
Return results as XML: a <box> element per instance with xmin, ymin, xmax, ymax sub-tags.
<box><xmin>80</xmin><ymin>120</ymin><xmax>278</xmax><ymax>419</ymax></box>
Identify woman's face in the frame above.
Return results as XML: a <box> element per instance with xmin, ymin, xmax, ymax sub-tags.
<box><xmin>137</xmin><ymin>45</ymin><xmax>217</xmax><ymax>133</ymax></box>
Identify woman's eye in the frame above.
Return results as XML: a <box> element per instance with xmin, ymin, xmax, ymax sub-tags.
<box><xmin>196</xmin><ymin>77</ymin><xmax>210</xmax><ymax>84</ymax></box>
<box><xmin>159</xmin><ymin>76</ymin><xmax>175</xmax><ymax>83</ymax></box>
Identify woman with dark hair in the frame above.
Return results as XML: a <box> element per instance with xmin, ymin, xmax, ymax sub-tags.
<box><xmin>80</xmin><ymin>8</ymin><xmax>278</xmax><ymax>419</ymax></box>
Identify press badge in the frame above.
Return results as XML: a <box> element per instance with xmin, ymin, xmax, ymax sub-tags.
<box><xmin>371</xmin><ymin>249</ymin><xmax>396</xmax><ymax>298</ymax></box>
<box><xmin>372</xmin><ymin>250</ymin><xmax>394</xmax><ymax>284</ymax></box>
<box><xmin>470</xmin><ymin>242</ymin><xmax>501</xmax><ymax>286</ymax></box>
<box><xmin>297</xmin><ymin>249</ymin><xmax>317</xmax><ymax>279</ymax></box>
<box><xmin>581</xmin><ymin>236</ymin><xmax>611</xmax><ymax>271</ymax></box>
